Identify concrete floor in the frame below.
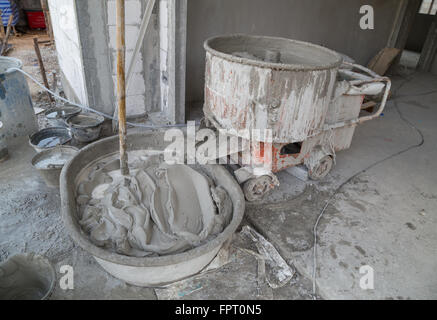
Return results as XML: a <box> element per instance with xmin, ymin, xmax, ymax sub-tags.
<box><xmin>1</xmin><ymin>72</ymin><xmax>436</xmax><ymax>300</ymax></box>
<box><xmin>247</xmin><ymin>71</ymin><xmax>437</xmax><ymax>299</ymax></box>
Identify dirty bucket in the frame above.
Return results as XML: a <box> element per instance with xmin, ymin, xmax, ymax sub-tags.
<box><xmin>66</xmin><ymin>113</ymin><xmax>104</xmax><ymax>143</ymax></box>
<box><xmin>29</xmin><ymin>127</ymin><xmax>72</xmax><ymax>153</ymax></box>
<box><xmin>32</xmin><ymin>146</ymin><xmax>78</xmax><ymax>188</ymax></box>
<box><xmin>0</xmin><ymin>57</ymin><xmax>38</xmax><ymax>139</ymax></box>
<box><xmin>44</xmin><ymin>105</ymin><xmax>82</xmax><ymax>128</ymax></box>
<box><xmin>0</xmin><ymin>253</ymin><xmax>56</xmax><ymax>300</ymax></box>
<box><xmin>0</xmin><ymin>121</ymin><xmax>8</xmax><ymax>162</ymax></box>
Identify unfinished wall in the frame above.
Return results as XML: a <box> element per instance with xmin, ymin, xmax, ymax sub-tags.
<box><xmin>48</xmin><ymin>0</ymin><xmax>88</xmax><ymax>105</ymax></box>
<box><xmin>158</xmin><ymin>0</ymin><xmax>186</xmax><ymax>124</ymax></box>
<box><xmin>74</xmin><ymin>0</ymin><xmax>160</xmax><ymax>116</ymax></box>
<box><xmin>186</xmin><ymin>0</ymin><xmax>401</xmax><ymax>107</ymax></box>
<box><xmin>75</xmin><ymin>0</ymin><xmax>114</xmax><ymax>115</ymax></box>
<box><xmin>49</xmin><ymin>0</ymin><xmax>184</xmax><ymax>122</ymax></box>
<box><xmin>107</xmin><ymin>0</ymin><xmax>161</xmax><ymax>117</ymax></box>
<box><xmin>49</xmin><ymin>0</ymin><xmax>161</xmax><ymax>116</ymax></box>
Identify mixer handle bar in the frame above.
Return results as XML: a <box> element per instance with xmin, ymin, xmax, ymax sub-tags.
<box><xmin>342</xmin><ymin>61</ymin><xmax>380</xmax><ymax>79</ymax></box>
<box><xmin>325</xmin><ymin>63</ymin><xmax>392</xmax><ymax>131</ymax></box>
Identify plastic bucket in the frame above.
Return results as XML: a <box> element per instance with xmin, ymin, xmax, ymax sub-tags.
<box><xmin>32</xmin><ymin>146</ymin><xmax>78</xmax><ymax>188</ymax></box>
<box><xmin>0</xmin><ymin>254</ymin><xmax>55</xmax><ymax>300</ymax></box>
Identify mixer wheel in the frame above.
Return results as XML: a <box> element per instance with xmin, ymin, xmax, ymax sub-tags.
<box><xmin>243</xmin><ymin>175</ymin><xmax>275</xmax><ymax>202</ymax></box>
<box><xmin>307</xmin><ymin>155</ymin><xmax>333</xmax><ymax>181</ymax></box>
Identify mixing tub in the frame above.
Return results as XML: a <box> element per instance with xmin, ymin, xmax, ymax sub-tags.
<box><xmin>60</xmin><ymin>132</ymin><xmax>245</xmax><ymax>287</ymax></box>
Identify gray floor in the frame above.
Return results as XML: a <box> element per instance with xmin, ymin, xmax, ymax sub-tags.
<box><xmin>1</xmin><ymin>72</ymin><xmax>436</xmax><ymax>300</ymax></box>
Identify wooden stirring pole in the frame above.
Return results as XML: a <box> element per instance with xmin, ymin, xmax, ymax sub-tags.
<box><xmin>116</xmin><ymin>0</ymin><xmax>129</xmax><ymax>176</ymax></box>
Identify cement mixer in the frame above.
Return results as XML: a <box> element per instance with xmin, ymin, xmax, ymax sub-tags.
<box><xmin>202</xmin><ymin>35</ymin><xmax>391</xmax><ymax>201</ymax></box>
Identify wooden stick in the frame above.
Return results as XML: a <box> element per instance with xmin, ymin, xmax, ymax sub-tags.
<box><xmin>116</xmin><ymin>0</ymin><xmax>129</xmax><ymax>176</ymax></box>
<box><xmin>1</xmin><ymin>14</ymin><xmax>13</xmax><ymax>55</ymax></box>
<box><xmin>40</xmin><ymin>0</ymin><xmax>54</xmax><ymax>43</ymax></box>
<box><xmin>33</xmin><ymin>37</ymin><xmax>54</xmax><ymax>102</ymax></box>
<box><xmin>51</xmin><ymin>71</ymin><xmax>57</xmax><ymax>94</ymax></box>
<box><xmin>0</xmin><ymin>11</ymin><xmax>5</xmax><ymax>40</ymax></box>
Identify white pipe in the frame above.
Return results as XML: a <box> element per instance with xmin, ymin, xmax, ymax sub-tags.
<box><xmin>9</xmin><ymin>67</ymin><xmax>187</xmax><ymax>129</ymax></box>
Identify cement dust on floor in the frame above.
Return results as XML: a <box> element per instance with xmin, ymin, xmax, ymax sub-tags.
<box><xmin>0</xmin><ymin>138</ymin><xmax>313</xmax><ymax>300</ymax></box>
<box><xmin>1</xmin><ymin>73</ymin><xmax>437</xmax><ymax>300</ymax></box>
<box><xmin>247</xmin><ymin>72</ymin><xmax>437</xmax><ymax>299</ymax></box>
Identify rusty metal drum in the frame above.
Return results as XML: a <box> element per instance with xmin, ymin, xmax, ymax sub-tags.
<box><xmin>204</xmin><ymin>35</ymin><xmax>343</xmax><ymax>143</ymax></box>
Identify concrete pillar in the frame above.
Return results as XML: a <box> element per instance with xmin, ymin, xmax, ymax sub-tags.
<box><xmin>47</xmin><ymin>0</ymin><xmax>88</xmax><ymax>106</ymax></box>
<box><xmin>76</xmin><ymin>0</ymin><xmax>115</xmax><ymax>115</ymax></box>
<box><xmin>160</xmin><ymin>0</ymin><xmax>186</xmax><ymax>124</ymax></box>
<box><xmin>49</xmin><ymin>0</ymin><xmax>186</xmax><ymax>123</ymax></box>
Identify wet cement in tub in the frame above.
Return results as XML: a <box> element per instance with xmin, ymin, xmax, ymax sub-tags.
<box><xmin>76</xmin><ymin>151</ymin><xmax>233</xmax><ymax>257</ymax></box>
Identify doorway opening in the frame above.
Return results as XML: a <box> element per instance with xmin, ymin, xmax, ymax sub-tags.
<box><xmin>399</xmin><ymin>0</ymin><xmax>437</xmax><ymax>71</ymax></box>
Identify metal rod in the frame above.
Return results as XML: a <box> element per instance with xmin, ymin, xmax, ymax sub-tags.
<box><xmin>1</xmin><ymin>14</ymin><xmax>13</xmax><ymax>55</ymax></box>
<box><xmin>116</xmin><ymin>0</ymin><xmax>129</xmax><ymax>176</ymax></box>
<box><xmin>0</xmin><ymin>10</ymin><xmax>5</xmax><ymax>40</ymax></box>
<box><xmin>33</xmin><ymin>37</ymin><xmax>54</xmax><ymax>102</ymax></box>
<box><xmin>40</xmin><ymin>0</ymin><xmax>54</xmax><ymax>43</ymax></box>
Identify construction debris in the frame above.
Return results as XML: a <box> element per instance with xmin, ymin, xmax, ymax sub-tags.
<box><xmin>367</xmin><ymin>47</ymin><xmax>401</xmax><ymax>76</ymax></box>
<box><xmin>240</xmin><ymin>226</ymin><xmax>294</xmax><ymax>289</ymax></box>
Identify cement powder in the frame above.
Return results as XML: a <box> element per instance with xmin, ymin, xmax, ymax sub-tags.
<box><xmin>76</xmin><ymin>151</ymin><xmax>233</xmax><ymax>257</ymax></box>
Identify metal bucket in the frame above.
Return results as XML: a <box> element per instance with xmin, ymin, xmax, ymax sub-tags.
<box><xmin>66</xmin><ymin>113</ymin><xmax>104</xmax><ymax>143</ymax></box>
<box><xmin>0</xmin><ymin>57</ymin><xmax>38</xmax><ymax>139</ymax></box>
<box><xmin>44</xmin><ymin>104</ymin><xmax>82</xmax><ymax>128</ymax></box>
<box><xmin>29</xmin><ymin>127</ymin><xmax>72</xmax><ymax>153</ymax></box>
<box><xmin>60</xmin><ymin>131</ymin><xmax>245</xmax><ymax>286</ymax></box>
<box><xmin>204</xmin><ymin>35</ymin><xmax>343</xmax><ymax>143</ymax></box>
<box><xmin>31</xmin><ymin>146</ymin><xmax>78</xmax><ymax>188</ymax></box>
<box><xmin>0</xmin><ymin>253</ymin><xmax>56</xmax><ymax>300</ymax></box>
<box><xmin>0</xmin><ymin>120</ymin><xmax>8</xmax><ymax>162</ymax></box>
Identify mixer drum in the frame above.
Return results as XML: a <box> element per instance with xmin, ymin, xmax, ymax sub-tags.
<box><xmin>204</xmin><ymin>35</ymin><xmax>343</xmax><ymax>143</ymax></box>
